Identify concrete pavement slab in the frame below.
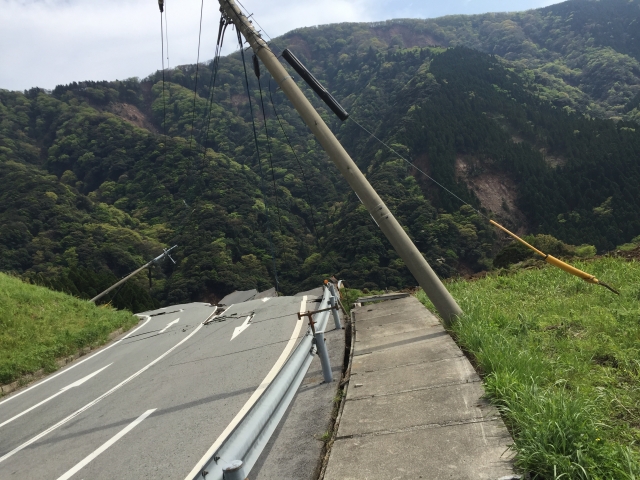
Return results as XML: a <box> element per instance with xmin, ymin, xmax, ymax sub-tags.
<box><xmin>324</xmin><ymin>419</ymin><xmax>515</xmax><ymax>480</ymax></box>
<box><xmin>355</xmin><ymin>309</ymin><xmax>440</xmax><ymax>330</ymax></box>
<box><xmin>351</xmin><ymin>338</ymin><xmax>463</xmax><ymax>374</ymax></box>
<box><xmin>323</xmin><ymin>295</ymin><xmax>516</xmax><ymax>479</ymax></box>
<box><xmin>349</xmin><ymin>356</ymin><xmax>478</xmax><ymax>399</ymax></box>
<box><xmin>339</xmin><ymin>381</ymin><xmax>495</xmax><ymax>437</ymax></box>
<box><xmin>356</xmin><ymin>302</ymin><xmax>436</xmax><ymax>323</ymax></box>
<box><xmin>355</xmin><ymin>325</ymin><xmax>446</xmax><ymax>353</ymax></box>
<box><xmin>356</xmin><ymin>317</ymin><xmax>441</xmax><ymax>340</ymax></box>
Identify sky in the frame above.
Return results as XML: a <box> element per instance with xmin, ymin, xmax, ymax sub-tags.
<box><xmin>0</xmin><ymin>0</ymin><xmax>564</xmax><ymax>92</ymax></box>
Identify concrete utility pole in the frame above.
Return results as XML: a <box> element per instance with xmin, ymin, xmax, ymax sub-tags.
<box><xmin>90</xmin><ymin>246</ymin><xmax>177</xmax><ymax>304</ymax></box>
<box><xmin>219</xmin><ymin>0</ymin><xmax>462</xmax><ymax>324</ymax></box>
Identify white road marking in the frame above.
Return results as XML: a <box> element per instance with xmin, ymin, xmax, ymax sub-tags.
<box><xmin>0</xmin><ymin>364</ymin><xmax>112</xmax><ymax>429</ymax></box>
<box><xmin>261</xmin><ymin>297</ymin><xmax>271</xmax><ymax>302</ymax></box>
<box><xmin>159</xmin><ymin>318</ymin><xmax>180</xmax><ymax>333</ymax></box>
<box><xmin>230</xmin><ymin>315</ymin><xmax>253</xmax><ymax>340</ymax></box>
<box><xmin>186</xmin><ymin>296</ymin><xmax>308</xmax><ymax>479</ymax></box>
<box><xmin>56</xmin><ymin>408</ymin><xmax>156</xmax><ymax>480</ymax></box>
<box><xmin>0</xmin><ymin>322</ymin><xmax>203</xmax><ymax>464</ymax></box>
<box><xmin>0</xmin><ymin>316</ymin><xmax>152</xmax><ymax>408</ymax></box>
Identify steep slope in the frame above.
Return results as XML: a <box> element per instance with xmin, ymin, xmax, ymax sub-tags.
<box><xmin>0</xmin><ymin>272</ymin><xmax>137</xmax><ymax>386</ymax></box>
<box><xmin>274</xmin><ymin>0</ymin><xmax>640</xmax><ymax>120</ymax></box>
<box><xmin>2</xmin><ymin>0</ymin><xmax>640</xmax><ymax>303</ymax></box>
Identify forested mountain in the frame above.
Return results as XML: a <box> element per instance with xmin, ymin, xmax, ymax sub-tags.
<box><xmin>1</xmin><ymin>0</ymin><xmax>640</xmax><ymax>309</ymax></box>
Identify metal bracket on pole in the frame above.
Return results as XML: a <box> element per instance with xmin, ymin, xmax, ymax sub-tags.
<box><xmin>297</xmin><ymin>305</ymin><xmax>339</xmax><ymax>333</ymax></box>
<box><xmin>297</xmin><ymin>306</ymin><xmax>335</xmax><ymax>382</ymax></box>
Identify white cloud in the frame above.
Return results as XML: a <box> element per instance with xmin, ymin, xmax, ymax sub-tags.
<box><xmin>0</xmin><ymin>0</ymin><xmax>563</xmax><ymax>91</ymax></box>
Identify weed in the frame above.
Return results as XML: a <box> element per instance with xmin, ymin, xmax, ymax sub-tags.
<box><xmin>417</xmin><ymin>257</ymin><xmax>640</xmax><ymax>477</ymax></box>
<box><xmin>0</xmin><ymin>273</ymin><xmax>138</xmax><ymax>387</ymax></box>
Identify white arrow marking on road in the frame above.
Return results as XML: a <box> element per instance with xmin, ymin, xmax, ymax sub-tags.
<box><xmin>0</xmin><ymin>322</ymin><xmax>203</xmax><ymax>465</ymax></box>
<box><xmin>231</xmin><ymin>315</ymin><xmax>253</xmax><ymax>341</ymax></box>
<box><xmin>159</xmin><ymin>318</ymin><xmax>180</xmax><ymax>333</ymax></box>
<box><xmin>261</xmin><ymin>297</ymin><xmax>271</xmax><ymax>302</ymax></box>
<box><xmin>185</xmin><ymin>296</ymin><xmax>308</xmax><ymax>479</ymax></box>
<box><xmin>56</xmin><ymin>408</ymin><xmax>156</xmax><ymax>480</ymax></box>
<box><xmin>0</xmin><ymin>315</ymin><xmax>151</xmax><ymax>409</ymax></box>
<box><xmin>0</xmin><ymin>364</ymin><xmax>112</xmax><ymax>429</ymax></box>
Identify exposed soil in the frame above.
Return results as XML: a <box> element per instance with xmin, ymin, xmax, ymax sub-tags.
<box><xmin>371</xmin><ymin>24</ymin><xmax>439</xmax><ymax>48</ymax></box>
<box><xmin>613</xmin><ymin>245</ymin><xmax>640</xmax><ymax>261</ymax></box>
<box><xmin>455</xmin><ymin>155</ymin><xmax>528</xmax><ymax>233</ymax></box>
<box><xmin>539</xmin><ymin>147</ymin><xmax>567</xmax><ymax>168</ymax></box>
<box><xmin>283</xmin><ymin>34</ymin><xmax>314</xmax><ymax>60</ymax></box>
<box><xmin>230</xmin><ymin>94</ymin><xmax>248</xmax><ymax>107</ymax></box>
<box><xmin>108</xmin><ymin>103</ymin><xmax>158</xmax><ymax>134</ymax></box>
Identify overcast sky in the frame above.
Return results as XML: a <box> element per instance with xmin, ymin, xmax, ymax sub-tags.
<box><xmin>1</xmin><ymin>0</ymin><xmax>564</xmax><ymax>92</ymax></box>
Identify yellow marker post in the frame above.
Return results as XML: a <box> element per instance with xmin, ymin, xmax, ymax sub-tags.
<box><xmin>490</xmin><ymin>220</ymin><xmax>619</xmax><ymax>294</ymax></box>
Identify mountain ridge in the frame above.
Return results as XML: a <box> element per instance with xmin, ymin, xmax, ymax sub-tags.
<box><xmin>1</xmin><ymin>0</ymin><xmax>640</xmax><ymax>308</ymax></box>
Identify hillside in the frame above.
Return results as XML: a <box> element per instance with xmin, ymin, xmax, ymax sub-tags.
<box><xmin>0</xmin><ymin>272</ymin><xmax>138</xmax><ymax>386</ymax></box>
<box><xmin>1</xmin><ymin>0</ymin><xmax>640</xmax><ymax>307</ymax></box>
<box><xmin>287</xmin><ymin>0</ymin><xmax>640</xmax><ymax>121</ymax></box>
<box><xmin>418</xmin><ymin>252</ymin><xmax>640</xmax><ymax>477</ymax></box>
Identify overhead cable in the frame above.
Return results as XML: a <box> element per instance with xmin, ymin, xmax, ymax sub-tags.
<box><xmin>235</xmin><ymin>0</ymin><xmax>272</xmax><ymax>41</ymax></box>
<box><xmin>164</xmin><ymin>0</ymin><xmax>170</xmax><ymax>69</ymax></box>
<box><xmin>187</xmin><ymin>0</ymin><xmax>205</xmax><ymax>159</ymax></box>
<box><xmin>350</xmin><ymin>116</ymin><xmax>619</xmax><ymax>294</ymax></box>
<box><xmin>198</xmin><ymin>16</ymin><xmax>229</xmax><ymax>178</ymax></box>
<box><xmin>253</xmin><ymin>55</ymin><xmax>284</xmax><ymax>232</ymax></box>
<box><xmin>238</xmin><ymin>29</ymin><xmax>280</xmax><ymax>294</ymax></box>
<box><xmin>350</xmin><ymin>116</ymin><xmax>488</xmax><ymax>220</ymax></box>
<box><xmin>268</xmin><ymin>78</ymin><xmax>320</xmax><ymax>245</ymax></box>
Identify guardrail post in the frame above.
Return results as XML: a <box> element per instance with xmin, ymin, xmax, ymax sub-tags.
<box><xmin>314</xmin><ymin>331</ymin><xmax>333</xmax><ymax>382</ymax></box>
<box><xmin>327</xmin><ymin>284</ymin><xmax>342</xmax><ymax>330</ymax></box>
<box><xmin>223</xmin><ymin>460</ymin><xmax>247</xmax><ymax>480</ymax></box>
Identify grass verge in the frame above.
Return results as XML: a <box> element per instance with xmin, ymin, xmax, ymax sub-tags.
<box><xmin>339</xmin><ymin>287</ymin><xmax>389</xmax><ymax>315</ymax></box>
<box><xmin>417</xmin><ymin>257</ymin><xmax>640</xmax><ymax>478</ymax></box>
<box><xmin>0</xmin><ymin>272</ymin><xmax>139</xmax><ymax>387</ymax></box>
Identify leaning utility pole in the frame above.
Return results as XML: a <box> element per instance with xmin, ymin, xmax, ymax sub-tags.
<box><xmin>219</xmin><ymin>0</ymin><xmax>462</xmax><ymax>323</ymax></box>
<box><xmin>90</xmin><ymin>245</ymin><xmax>177</xmax><ymax>304</ymax></box>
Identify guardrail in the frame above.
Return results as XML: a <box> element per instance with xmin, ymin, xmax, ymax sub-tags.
<box><xmin>192</xmin><ymin>285</ymin><xmax>334</xmax><ymax>480</ymax></box>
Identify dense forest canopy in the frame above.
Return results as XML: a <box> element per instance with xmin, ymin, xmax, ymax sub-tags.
<box><xmin>1</xmin><ymin>0</ymin><xmax>640</xmax><ymax>310</ymax></box>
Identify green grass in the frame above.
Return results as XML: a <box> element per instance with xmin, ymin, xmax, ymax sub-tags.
<box><xmin>340</xmin><ymin>287</ymin><xmax>388</xmax><ymax>315</ymax></box>
<box><xmin>0</xmin><ymin>272</ymin><xmax>139</xmax><ymax>387</ymax></box>
<box><xmin>417</xmin><ymin>257</ymin><xmax>640</xmax><ymax>479</ymax></box>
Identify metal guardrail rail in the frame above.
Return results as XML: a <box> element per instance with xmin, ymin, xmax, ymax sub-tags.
<box><xmin>191</xmin><ymin>286</ymin><xmax>333</xmax><ymax>480</ymax></box>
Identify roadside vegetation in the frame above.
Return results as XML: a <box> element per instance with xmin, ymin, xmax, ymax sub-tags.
<box><xmin>3</xmin><ymin>0</ymin><xmax>640</xmax><ymax>309</ymax></box>
<box><xmin>0</xmin><ymin>272</ymin><xmax>139</xmax><ymax>387</ymax></box>
<box><xmin>418</xmin><ymin>253</ymin><xmax>640</xmax><ymax>478</ymax></box>
<box><xmin>339</xmin><ymin>287</ymin><xmax>386</xmax><ymax>315</ymax></box>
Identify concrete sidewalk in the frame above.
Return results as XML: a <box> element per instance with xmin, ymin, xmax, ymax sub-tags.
<box><xmin>323</xmin><ymin>296</ymin><xmax>517</xmax><ymax>480</ymax></box>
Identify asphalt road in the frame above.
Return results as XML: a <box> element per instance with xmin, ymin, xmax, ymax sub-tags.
<box><xmin>0</xmin><ymin>294</ymin><xmax>313</xmax><ymax>479</ymax></box>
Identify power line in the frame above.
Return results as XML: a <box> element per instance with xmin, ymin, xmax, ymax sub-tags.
<box><xmin>349</xmin><ymin>116</ymin><xmax>490</xmax><ymax>221</ymax></box>
<box><xmin>187</xmin><ymin>0</ymin><xmax>205</xmax><ymax>159</ymax></box>
<box><xmin>268</xmin><ymin>77</ymin><xmax>320</xmax><ymax>245</ymax></box>
<box><xmin>238</xmin><ymin>29</ymin><xmax>280</xmax><ymax>294</ymax></box>
<box><xmin>235</xmin><ymin>0</ymin><xmax>272</xmax><ymax>41</ymax></box>
<box><xmin>198</xmin><ymin>16</ymin><xmax>228</xmax><ymax>180</ymax></box>
<box><xmin>254</xmin><ymin>55</ymin><xmax>283</xmax><ymax>232</ymax></box>
<box><xmin>164</xmin><ymin>0</ymin><xmax>170</xmax><ymax>69</ymax></box>
<box><xmin>159</xmin><ymin>11</ymin><xmax>167</xmax><ymax>159</ymax></box>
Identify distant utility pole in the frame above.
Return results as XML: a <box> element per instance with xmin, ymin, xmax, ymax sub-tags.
<box><xmin>90</xmin><ymin>246</ymin><xmax>177</xmax><ymax>304</ymax></box>
<box><xmin>219</xmin><ymin>0</ymin><xmax>462</xmax><ymax>324</ymax></box>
